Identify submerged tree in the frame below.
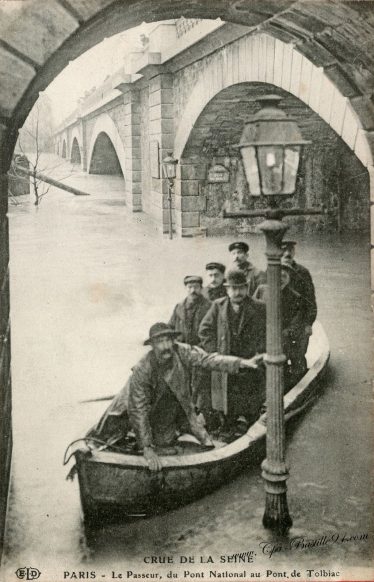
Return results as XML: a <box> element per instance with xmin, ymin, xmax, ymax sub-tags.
<box><xmin>9</xmin><ymin>96</ymin><xmax>74</xmax><ymax>206</ymax></box>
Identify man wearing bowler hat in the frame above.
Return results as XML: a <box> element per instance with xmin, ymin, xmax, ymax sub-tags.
<box><xmin>169</xmin><ymin>275</ymin><xmax>211</xmax><ymax>346</ymax></box>
<box><xmin>228</xmin><ymin>241</ymin><xmax>264</xmax><ymax>296</ymax></box>
<box><xmin>90</xmin><ymin>322</ymin><xmax>262</xmax><ymax>471</ymax></box>
<box><xmin>281</xmin><ymin>239</ymin><xmax>317</xmax><ymax>378</ymax></box>
<box><xmin>202</xmin><ymin>262</ymin><xmax>227</xmax><ymax>302</ymax></box>
<box><xmin>199</xmin><ymin>270</ymin><xmax>266</xmax><ymax>431</ymax></box>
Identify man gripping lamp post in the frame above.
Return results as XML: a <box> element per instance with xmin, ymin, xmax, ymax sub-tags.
<box><xmin>223</xmin><ymin>95</ymin><xmax>325</xmax><ymax>533</ymax></box>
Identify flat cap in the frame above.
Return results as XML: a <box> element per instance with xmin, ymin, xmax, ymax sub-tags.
<box><xmin>205</xmin><ymin>262</ymin><xmax>225</xmax><ymax>273</ymax></box>
<box><xmin>228</xmin><ymin>241</ymin><xmax>249</xmax><ymax>253</ymax></box>
<box><xmin>184</xmin><ymin>275</ymin><xmax>203</xmax><ymax>286</ymax></box>
<box><xmin>223</xmin><ymin>270</ymin><xmax>248</xmax><ymax>287</ymax></box>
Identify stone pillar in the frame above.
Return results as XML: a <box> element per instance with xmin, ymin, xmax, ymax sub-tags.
<box><xmin>148</xmin><ymin>73</ymin><xmax>174</xmax><ymax>233</ymax></box>
<box><xmin>368</xmin><ymin>165</ymin><xmax>374</xmax><ymax>295</ymax></box>
<box><xmin>80</xmin><ymin>119</ymin><xmax>88</xmax><ymax>172</ymax></box>
<box><xmin>0</xmin><ymin>124</ymin><xmax>13</xmax><ymax>560</ymax></box>
<box><xmin>124</xmin><ymin>89</ymin><xmax>142</xmax><ymax>212</ymax></box>
<box><xmin>174</xmin><ymin>159</ymin><xmax>207</xmax><ymax>237</ymax></box>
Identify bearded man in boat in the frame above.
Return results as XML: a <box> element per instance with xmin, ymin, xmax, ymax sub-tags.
<box><xmin>90</xmin><ymin>322</ymin><xmax>262</xmax><ymax>471</ymax></box>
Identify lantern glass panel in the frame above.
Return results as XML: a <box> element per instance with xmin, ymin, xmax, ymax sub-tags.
<box><xmin>283</xmin><ymin>146</ymin><xmax>300</xmax><ymax>194</ymax></box>
<box><xmin>163</xmin><ymin>162</ymin><xmax>176</xmax><ymax>179</ymax></box>
<box><xmin>258</xmin><ymin>145</ymin><xmax>284</xmax><ymax>195</ymax></box>
<box><xmin>241</xmin><ymin>146</ymin><xmax>261</xmax><ymax>195</ymax></box>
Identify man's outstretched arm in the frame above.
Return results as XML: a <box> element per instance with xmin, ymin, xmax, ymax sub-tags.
<box><xmin>180</xmin><ymin>343</ymin><xmax>263</xmax><ymax>374</ymax></box>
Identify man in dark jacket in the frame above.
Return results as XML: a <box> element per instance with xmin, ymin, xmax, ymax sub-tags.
<box><xmin>169</xmin><ymin>275</ymin><xmax>211</xmax><ymax>346</ymax></box>
<box><xmin>91</xmin><ymin>323</ymin><xmax>262</xmax><ymax>471</ymax></box>
<box><xmin>202</xmin><ymin>262</ymin><xmax>227</xmax><ymax>301</ymax></box>
<box><xmin>228</xmin><ymin>241</ymin><xmax>265</xmax><ymax>296</ymax></box>
<box><xmin>281</xmin><ymin>240</ymin><xmax>317</xmax><ymax>378</ymax></box>
<box><xmin>253</xmin><ymin>264</ymin><xmax>304</xmax><ymax>388</ymax></box>
<box><xmin>199</xmin><ymin>270</ymin><xmax>266</xmax><ymax>428</ymax></box>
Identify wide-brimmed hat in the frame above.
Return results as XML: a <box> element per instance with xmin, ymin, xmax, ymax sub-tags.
<box><xmin>144</xmin><ymin>322</ymin><xmax>180</xmax><ymax>345</ymax></box>
<box><xmin>228</xmin><ymin>241</ymin><xmax>249</xmax><ymax>253</ymax></box>
<box><xmin>184</xmin><ymin>275</ymin><xmax>203</xmax><ymax>285</ymax></box>
<box><xmin>206</xmin><ymin>262</ymin><xmax>225</xmax><ymax>273</ymax></box>
<box><xmin>223</xmin><ymin>270</ymin><xmax>248</xmax><ymax>287</ymax></box>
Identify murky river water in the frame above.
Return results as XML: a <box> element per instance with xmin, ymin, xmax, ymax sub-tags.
<box><xmin>2</xmin><ymin>158</ymin><xmax>373</xmax><ymax>581</ymax></box>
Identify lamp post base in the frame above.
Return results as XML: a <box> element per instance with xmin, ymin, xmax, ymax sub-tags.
<box><xmin>263</xmin><ymin>492</ymin><xmax>293</xmax><ymax>534</ymax></box>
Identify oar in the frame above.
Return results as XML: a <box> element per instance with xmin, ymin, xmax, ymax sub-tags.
<box><xmin>80</xmin><ymin>394</ymin><xmax>116</xmax><ymax>404</ymax></box>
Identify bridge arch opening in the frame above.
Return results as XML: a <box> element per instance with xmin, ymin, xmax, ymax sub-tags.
<box><xmin>70</xmin><ymin>137</ymin><xmax>81</xmax><ymax>165</ymax></box>
<box><xmin>179</xmin><ymin>82</ymin><xmax>369</xmax><ymax>237</ymax></box>
<box><xmin>1</xmin><ymin>4</ymin><xmax>374</xmax><ymax>560</ymax></box>
<box><xmin>89</xmin><ymin>131</ymin><xmax>124</xmax><ymax>176</ymax></box>
<box><xmin>61</xmin><ymin>140</ymin><xmax>67</xmax><ymax>159</ymax></box>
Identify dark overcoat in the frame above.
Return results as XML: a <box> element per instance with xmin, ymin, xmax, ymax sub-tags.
<box><xmin>91</xmin><ymin>343</ymin><xmax>242</xmax><ymax>448</ymax></box>
<box><xmin>169</xmin><ymin>295</ymin><xmax>211</xmax><ymax>345</ymax></box>
<box><xmin>198</xmin><ymin>295</ymin><xmax>266</xmax><ymax>357</ymax></box>
<box><xmin>198</xmin><ymin>296</ymin><xmax>266</xmax><ymax>415</ymax></box>
<box><xmin>288</xmin><ymin>261</ymin><xmax>317</xmax><ymax>326</ymax></box>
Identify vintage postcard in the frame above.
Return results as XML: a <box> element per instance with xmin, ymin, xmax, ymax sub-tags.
<box><xmin>0</xmin><ymin>2</ymin><xmax>373</xmax><ymax>582</ymax></box>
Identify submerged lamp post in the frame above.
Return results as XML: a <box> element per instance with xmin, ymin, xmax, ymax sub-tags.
<box><xmin>224</xmin><ymin>95</ymin><xmax>321</xmax><ymax>533</ymax></box>
<box><xmin>162</xmin><ymin>153</ymin><xmax>178</xmax><ymax>240</ymax></box>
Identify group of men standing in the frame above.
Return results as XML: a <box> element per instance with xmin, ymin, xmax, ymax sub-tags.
<box><xmin>92</xmin><ymin>240</ymin><xmax>317</xmax><ymax>471</ymax></box>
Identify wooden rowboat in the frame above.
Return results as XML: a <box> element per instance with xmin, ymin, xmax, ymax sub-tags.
<box><xmin>66</xmin><ymin>322</ymin><xmax>329</xmax><ymax>527</ymax></box>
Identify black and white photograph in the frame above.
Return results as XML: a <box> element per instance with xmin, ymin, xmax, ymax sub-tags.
<box><xmin>0</xmin><ymin>1</ymin><xmax>373</xmax><ymax>581</ymax></box>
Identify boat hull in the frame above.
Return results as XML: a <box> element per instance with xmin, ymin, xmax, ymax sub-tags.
<box><xmin>73</xmin><ymin>322</ymin><xmax>329</xmax><ymax>526</ymax></box>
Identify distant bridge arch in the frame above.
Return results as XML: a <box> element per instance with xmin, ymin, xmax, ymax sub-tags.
<box><xmin>69</xmin><ymin>127</ymin><xmax>83</xmax><ymax>165</ymax></box>
<box><xmin>70</xmin><ymin>138</ymin><xmax>81</xmax><ymax>165</ymax></box>
<box><xmin>87</xmin><ymin>114</ymin><xmax>126</xmax><ymax>176</ymax></box>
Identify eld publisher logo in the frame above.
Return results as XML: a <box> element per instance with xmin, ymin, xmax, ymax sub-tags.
<box><xmin>15</xmin><ymin>567</ymin><xmax>41</xmax><ymax>580</ymax></box>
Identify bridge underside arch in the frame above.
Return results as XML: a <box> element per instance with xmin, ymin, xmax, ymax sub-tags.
<box><xmin>70</xmin><ymin>137</ymin><xmax>81</xmax><ymax>165</ymax></box>
<box><xmin>177</xmin><ymin>82</ymin><xmax>369</xmax><ymax>237</ymax></box>
<box><xmin>1</xmin><ymin>0</ymin><xmax>374</xmax><ymax>558</ymax></box>
<box><xmin>89</xmin><ymin>132</ymin><xmax>123</xmax><ymax>176</ymax></box>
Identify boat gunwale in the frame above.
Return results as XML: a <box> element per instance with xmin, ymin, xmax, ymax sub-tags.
<box><xmin>74</xmin><ymin>322</ymin><xmax>329</xmax><ymax>470</ymax></box>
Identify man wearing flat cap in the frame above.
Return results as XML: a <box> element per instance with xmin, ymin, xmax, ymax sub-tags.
<box><xmin>90</xmin><ymin>322</ymin><xmax>262</xmax><ymax>471</ymax></box>
<box><xmin>199</xmin><ymin>270</ymin><xmax>266</xmax><ymax>430</ymax></box>
<box><xmin>281</xmin><ymin>239</ymin><xmax>317</xmax><ymax>379</ymax></box>
<box><xmin>169</xmin><ymin>275</ymin><xmax>211</xmax><ymax>346</ymax></box>
<box><xmin>202</xmin><ymin>262</ymin><xmax>227</xmax><ymax>302</ymax></box>
<box><xmin>228</xmin><ymin>241</ymin><xmax>265</xmax><ymax>296</ymax></box>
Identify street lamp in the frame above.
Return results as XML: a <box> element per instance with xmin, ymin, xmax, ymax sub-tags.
<box><xmin>226</xmin><ymin>95</ymin><xmax>312</xmax><ymax>533</ymax></box>
<box><xmin>162</xmin><ymin>153</ymin><xmax>178</xmax><ymax>240</ymax></box>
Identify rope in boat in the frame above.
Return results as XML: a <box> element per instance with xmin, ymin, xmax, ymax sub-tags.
<box><xmin>62</xmin><ymin>436</ymin><xmax>137</xmax><ymax>466</ymax></box>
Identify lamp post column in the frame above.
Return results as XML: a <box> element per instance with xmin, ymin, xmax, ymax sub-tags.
<box><xmin>260</xmin><ymin>213</ymin><xmax>293</xmax><ymax>533</ymax></box>
<box><xmin>167</xmin><ymin>178</ymin><xmax>173</xmax><ymax>240</ymax></box>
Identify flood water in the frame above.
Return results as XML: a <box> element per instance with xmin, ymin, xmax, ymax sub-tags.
<box><xmin>2</xmin><ymin>157</ymin><xmax>373</xmax><ymax>581</ymax></box>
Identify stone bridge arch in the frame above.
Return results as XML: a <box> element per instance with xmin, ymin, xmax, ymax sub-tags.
<box><xmin>69</xmin><ymin>127</ymin><xmax>83</xmax><ymax>165</ymax></box>
<box><xmin>175</xmin><ymin>33</ymin><xmax>371</xmax><ymax>167</ymax></box>
<box><xmin>87</xmin><ymin>114</ymin><xmax>126</xmax><ymax>176</ymax></box>
<box><xmin>1</xmin><ymin>2</ymin><xmax>374</xmax><ymax>555</ymax></box>
<box><xmin>173</xmin><ymin>33</ymin><xmax>372</xmax><ymax>236</ymax></box>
